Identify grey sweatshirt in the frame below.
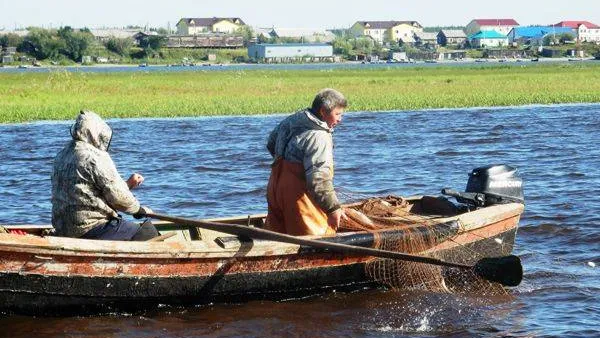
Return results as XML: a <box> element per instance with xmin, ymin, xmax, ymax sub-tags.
<box><xmin>51</xmin><ymin>111</ymin><xmax>140</xmax><ymax>237</ymax></box>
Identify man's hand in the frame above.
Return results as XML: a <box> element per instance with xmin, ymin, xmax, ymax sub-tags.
<box><xmin>327</xmin><ymin>208</ymin><xmax>347</xmax><ymax>231</ymax></box>
<box><xmin>133</xmin><ymin>206</ymin><xmax>153</xmax><ymax>219</ymax></box>
<box><xmin>127</xmin><ymin>173</ymin><xmax>144</xmax><ymax>190</ymax></box>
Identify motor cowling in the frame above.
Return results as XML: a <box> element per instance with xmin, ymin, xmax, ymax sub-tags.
<box><xmin>466</xmin><ymin>164</ymin><xmax>524</xmax><ymax>205</ymax></box>
<box><xmin>442</xmin><ymin>164</ymin><xmax>524</xmax><ymax>208</ymax></box>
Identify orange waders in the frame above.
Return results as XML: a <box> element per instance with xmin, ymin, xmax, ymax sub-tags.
<box><xmin>265</xmin><ymin>158</ymin><xmax>336</xmax><ymax>236</ymax></box>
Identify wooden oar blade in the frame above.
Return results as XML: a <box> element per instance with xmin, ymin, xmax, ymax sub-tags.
<box><xmin>473</xmin><ymin>255</ymin><xmax>523</xmax><ymax>287</ymax></box>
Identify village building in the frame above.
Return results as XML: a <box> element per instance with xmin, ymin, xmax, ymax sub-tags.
<box><xmin>398</xmin><ymin>34</ymin><xmax>416</xmax><ymax>45</ymax></box>
<box><xmin>469</xmin><ymin>30</ymin><xmax>509</xmax><ymax>48</ymax></box>
<box><xmin>413</xmin><ymin>31</ymin><xmax>438</xmax><ymax>48</ymax></box>
<box><xmin>553</xmin><ymin>21</ymin><xmax>600</xmax><ymax>42</ymax></box>
<box><xmin>252</xmin><ymin>27</ymin><xmax>273</xmax><ymax>41</ymax></box>
<box><xmin>267</xmin><ymin>28</ymin><xmax>336</xmax><ymax>43</ymax></box>
<box><xmin>176</xmin><ymin>17</ymin><xmax>245</xmax><ymax>35</ymax></box>
<box><xmin>465</xmin><ymin>19</ymin><xmax>519</xmax><ymax>37</ymax></box>
<box><xmin>437</xmin><ymin>29</ymin><xmax>467</xmax><ymax>46</ymax></box>
<box><xmin>507</xmin><ymin>26</ymin><xmax>575</xmax><ymax>46</ymax></box>
<box><xmin>349</xmin><ymin>21</ymin><xmax>423</xmax><ymax>44</ymax></box>
<box><xmin>248</xmin><ymin>43</ymin><xmax>333</xmax><ymax>62</ymax></box>
<box><xmin>89</xmin><ymin>29</ymin><xmax>140</xmax><ymax>42</ymax></box>
<box><xmin>131</xmin><ymin>31</ymin><xmax>161</xmax><ymax>46</ymax></box>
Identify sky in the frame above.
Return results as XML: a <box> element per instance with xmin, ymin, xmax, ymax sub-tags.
<box><xmin>1</xmin><ymin>0</ymin><xmax>599</xmax><ymax>31</ymax></box>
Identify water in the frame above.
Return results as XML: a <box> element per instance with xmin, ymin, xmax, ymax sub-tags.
<box><xmin>0</xmin><ymin>104</ymin><xmax>599</xmax><ymax>337</ymax></box>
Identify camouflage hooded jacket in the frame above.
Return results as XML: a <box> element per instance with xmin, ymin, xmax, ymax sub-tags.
<box><xmin>267</xmin><ymin>109</ymin><xmax>341</xmax><ymax>213</ymax></box>
<box><xmin>51</xmin><ymin>111</ymin><xmax>140</xmax><ymax>237</ymax></box>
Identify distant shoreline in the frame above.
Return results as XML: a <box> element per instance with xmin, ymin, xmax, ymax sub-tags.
<box><xmin>0</xmin><ymin>56</ymin><xmax>596</xmax><ymax>72</ymax></box>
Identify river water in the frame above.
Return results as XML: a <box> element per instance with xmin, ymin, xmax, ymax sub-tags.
<box><xmin>0</xmin><ymin>104</ymin><xmax>598</xmax><ymax>337</ymax></box>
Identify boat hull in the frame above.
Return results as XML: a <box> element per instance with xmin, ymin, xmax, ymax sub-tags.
<box><xmin>0</xmin><ymin>203</ymin><xmax>522</xmax><ymax>314</ymax></box>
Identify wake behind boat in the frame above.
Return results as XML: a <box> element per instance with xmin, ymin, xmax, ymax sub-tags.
<box><xmin>0</xmin><ymin>165</ymin><xmax>524</xmax><ymax>314</ymax></box>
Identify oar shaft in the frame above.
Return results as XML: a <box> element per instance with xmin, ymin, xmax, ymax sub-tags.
<box><xmin>147</xmin><ymin>213</ymin><xmax>471</xmax><ymax>269</ymax></box>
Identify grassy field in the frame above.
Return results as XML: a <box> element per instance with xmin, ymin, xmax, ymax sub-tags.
<box><xmin>1</xmin><ymin>62</ymin><xmax>600</xmax><ymax>123</ymax></box>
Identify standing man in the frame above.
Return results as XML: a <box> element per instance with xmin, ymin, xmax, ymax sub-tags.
<box><xmin>265</xmin><ymin>88</ymin><xmax>347</xmax><ymax>236</ymax></box>
<box><xmin>51</xmin><ymin>110</ymin><xmax>158</xmax><ymax>241</ymax></box>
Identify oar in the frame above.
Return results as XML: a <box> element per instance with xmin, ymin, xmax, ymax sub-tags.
<box><xmin>145</xmin><ymin>212</ymin><xmax>523</xmax><ymax>287</ymax></box>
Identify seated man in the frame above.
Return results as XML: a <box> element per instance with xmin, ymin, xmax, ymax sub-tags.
<box><xmin>265</xmin><ymin>88</ymin><xmax>347</xmax><ymax>236</ymax></box>
<box><xmin>51</xmin><ymin>110</ymin><xmax>159</xmax><ymax>241</ymax></box>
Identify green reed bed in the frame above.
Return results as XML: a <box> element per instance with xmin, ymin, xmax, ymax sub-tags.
<box><xmin>1</xmin><ymin>63</ymin><xmax>600</xmax><ymax>123</ymax></box>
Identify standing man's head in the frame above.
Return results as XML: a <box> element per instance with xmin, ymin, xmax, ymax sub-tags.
<box><xmin>311</xmin><ymin>88</ymin><xmax>347</xmax><ymax>129</ymax></box>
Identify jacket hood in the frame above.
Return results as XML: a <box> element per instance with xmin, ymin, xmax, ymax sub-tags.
<box><xmin>70</xmin><ymin>111</ymin><xmax>112</xmax><ymax>151</ymax></box>
<box><xmin>296</xmin><ymin>109</ymin><xmax>331</xmax><ymax>132</ymax></box>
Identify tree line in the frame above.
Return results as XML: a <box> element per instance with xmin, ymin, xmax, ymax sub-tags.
<box><xmin>0</xmin><ymin>27</ymin><xmax>167</xmax><ymax>62</ymax></box>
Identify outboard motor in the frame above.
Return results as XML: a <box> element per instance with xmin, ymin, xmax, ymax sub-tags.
<box><xmin>442</xmin><ymin>164</ymin><xmax>524</xmax><ymax>209</ymax></box>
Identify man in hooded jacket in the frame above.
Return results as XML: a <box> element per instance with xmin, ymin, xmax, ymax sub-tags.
<box><xmin>51</xmin><ymin>111</ymin><xmax>159</xmax><ymax>241</ymax></box>
<box><xmin>265</xmin><ymin>88</ymin><xmax>347</xmax><ymax>236</ymax></box>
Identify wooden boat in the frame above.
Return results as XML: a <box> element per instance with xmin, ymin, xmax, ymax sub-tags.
<box><xmin>0</xmin><ymin>195</ymin><xmax>524</xmax><ymax>314</ymax></box>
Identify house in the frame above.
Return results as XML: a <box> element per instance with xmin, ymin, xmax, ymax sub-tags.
<box><xmin>465</xmin><ymin>19</ymin><xmax>519</xmax><ymax>37</ymax></box>
<box><xmin>268</xmin><ymin>28</ymin><xmax>336</xmax><ymax>43</ymax></box>
<box><xmin>89</xmin><ymin>29</ymin><xmax>139</xmax><ymax>42</ymax></box>
<box><xmin>349</xmin><ymin>21</ymin><xmax>423</xmax><ymax>43</ymax></box>
<box><xmin>507</xmin><ymin>26</ymin><xmax>575</xmax><ymax>46</ymax></box>
<box><xmin>469</xmin><ymin>30</ymin><xmax>509</xmax><ymax>48</ymax></box>
<box><xmin>176</xmin><ymin>17</ymin><xmax>245</xmax><ymax>35</ymax></box>
<box><xmin>398</xmin><ymin>34</ymin><xmax>415</xmax><ymax>45</ymax></box>
<box><xmin>553</xmin><ymin>21</ymin><xmax>600</xmax><ymax>42</ymax></box>
<box><xmin>248</xmin><ymin>43</ymin><xmax>333</xmax><ymax>62</ymax></box>
<box><xmin>413</xmin><ymin>31</ymin><xmax>437</xmax><ymax>47</ymax></box>
<box><xmin>252</xmin><ymin>27</ymin><xmax>273</xmax><ymax>41</ymax></box>
<box><xmin>437</xmin><ymin>29</ymin><xmax>467</xmax><ymax>46</ymax></box>
<box><xmin>132</xmin><ymin>31</ymin><xmax>160</xmax><ymax>45</ymax></box>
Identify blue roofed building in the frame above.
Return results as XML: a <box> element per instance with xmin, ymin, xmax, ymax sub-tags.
<box><xmin>469</xmin><ymin>30</ymin><xmax>509</xmax><ymax>48</ymax></box>
<box><xmin>248</xmin><ymin>43</ymin><xmax>334</xmax><ymax>62</ymax></box>
<box><xmin>507</xmin><ymin>26</ymin><xmax>575</xmax><ymax>46</ymax></box>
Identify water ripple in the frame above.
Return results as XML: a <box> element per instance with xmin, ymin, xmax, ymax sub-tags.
<box><xmin>1</xmin><ymin>104</ymin><xmax>599</xmax><ymax>336</ymax></box>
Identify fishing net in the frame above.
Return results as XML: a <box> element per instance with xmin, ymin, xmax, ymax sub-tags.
<box><xmin>336</xmin><ymin>190</ymin><xmax>510</xmax><ymax>296</ymax></box>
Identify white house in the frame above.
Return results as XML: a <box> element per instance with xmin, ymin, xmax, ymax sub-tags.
<box><xmin>465</xmin><ymin>19</ymin><xmax>519</xmax><ymax>37</ymax></box>
<box><xmin>176</xmin><ymin>17</ymin><xmax>245</xmax><ymax>35</ymax></box>
<box><xmin>349</xmin><ymin>21</ymin><xmax>423</xmax><ymax>44</ymax></box>
<box><xmin>469</xmin><ymin>30</ymin><xmax>509</xmax><ymax>48</ymax></box>
<box><xmin>554</xmin><ymin>21</ymin><xmax>600</xmax><ymax>43</ymax></box>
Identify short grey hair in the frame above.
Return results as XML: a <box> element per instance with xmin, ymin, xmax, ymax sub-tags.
<box><xmin>311</xmin><ymin>88</ymin><xmax>347</xmax><ymax>114</ymax></box>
